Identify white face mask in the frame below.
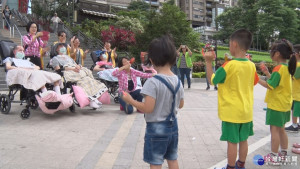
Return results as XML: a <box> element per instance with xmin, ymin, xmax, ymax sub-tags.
<box><xmin>102</xmin><ymin>54</ymin><xmax>107</xmax><ymax>60</ymax></box>
<box><xmin>15</xmin><ymin>52</ymin><xmax>25</xmax><ymax>59</ymax></box>
<box><xmin>59</xmin><ymin>47</ymin><xmax>67</xmax><ymax>55</ymax></box>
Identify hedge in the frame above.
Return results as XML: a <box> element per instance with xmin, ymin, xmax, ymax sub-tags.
<box><xmin>192</xmin><ymin>61</ymin><xmax>276</xmax><ymax>75</ymax></box>
<box><xmin>192</xmin><ymin>72</ymin><xmax>206</xmax><ymax>78</ymax></box>
<box><xmin>196</xmin><ymin>45</ymin><xmax>269</xmax><ymax>56</ymax></box>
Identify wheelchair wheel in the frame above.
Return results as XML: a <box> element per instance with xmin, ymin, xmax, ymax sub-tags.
<box><xmin>69</xmin><ymin>103</ymin><xmax>76</xmax><ymax>113</ymax></box>
<box><xmin>0</xmin><ymin>95</ymin><xmax>11</xmax><ymax>114</ymax></box>
<box><xmin>20</xmin><ymin>109</ymin><xmax>30</xmax><ymax>119</ymax></box>
<box><xmin>29</xmin><ymin>98</ymin><xmax>39</xmax><ymax>109</ymax></box>
<box><xmin>8</xmin><ymin>90</ymin><xmax>14</xmax><ymax>101</ymax></box>
<box><xmin>114</xmin><ymin>97</ymin><xmax>119</xmax><ymax>103</ymax></box>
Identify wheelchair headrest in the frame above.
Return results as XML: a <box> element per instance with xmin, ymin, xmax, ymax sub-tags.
<box><xmin>0</xmin><ymin>40</ymin><xmax>17</xmax><ymax>60</ymax></box>
<box><xmin>91</xmin><ymin>50</ymin><xmax>105</xmax><ymax>63</ymax></box>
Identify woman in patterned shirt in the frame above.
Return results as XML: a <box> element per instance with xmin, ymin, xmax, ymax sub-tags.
<box><xmin>22</xmin><ymin>21</ymin><xmax>48</xmax><ymax>69</ymax></box>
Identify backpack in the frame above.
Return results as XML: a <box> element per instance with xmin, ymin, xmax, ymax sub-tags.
<box><xmin>24</xmin><ymin>35</ymin><xmax>40</xmax><ymax>51</ymax></box>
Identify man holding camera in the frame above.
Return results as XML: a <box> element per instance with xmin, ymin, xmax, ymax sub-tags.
<box><xmin>176</xmin><ymin>45</ymin><xmax>193</xmax><ymax>89</ymax></box>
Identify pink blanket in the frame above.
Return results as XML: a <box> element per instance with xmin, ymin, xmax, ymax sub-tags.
<box><xmin>35</xmin><ymin>91</ymin><xmax>73</xmax><ymax>114</ymax></box>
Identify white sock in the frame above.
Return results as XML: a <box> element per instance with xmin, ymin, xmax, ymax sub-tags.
<box><xmin>41</xmin><ymin>87</ymin><xmax>47</xmax><ymax>93</ymax></box>
<box><xmin>54</xmin><ymin>86</ymin><xmax>61</xmax><ymax>95</ymax></box>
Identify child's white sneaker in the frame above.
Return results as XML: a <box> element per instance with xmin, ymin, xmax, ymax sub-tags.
<box><xmin>89</xmin><ymin>101</ymin><xmax>100</xmax><ymax>109</ymax></box>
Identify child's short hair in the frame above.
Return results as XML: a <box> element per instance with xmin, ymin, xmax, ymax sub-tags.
<box><xmin>148</xmin><ymin>35</ymin><xmax>177</xmax><ymax>67</ymax></box>
<box><xmin>230</xmin><ymin>29</ymin><xmax>253</xmax><ymax>51</ymax></box>
<box><xmin>118</xmin><ymin>56</ymin><xmax>130</xmax><ymax>68</ymax></box>
<box><xmin>294</xmin><ymin>44</ymin><xmax>300</xmax><ymax>54</ymax></box>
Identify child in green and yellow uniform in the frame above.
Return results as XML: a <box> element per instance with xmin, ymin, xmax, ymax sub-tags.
<box><xmin>258</xmin><ymin>39</ymin><xmax>297</xmax><ymax>163</ymax></box>
<box><xmin>285</xmin><ymin>44</ymin><xmax>300</xmax><ymax>132</ymax></box>
<box><xmin>204</xmin><ymin>29</ymin><xmax>258</xmax><ymax>169</ymax></box>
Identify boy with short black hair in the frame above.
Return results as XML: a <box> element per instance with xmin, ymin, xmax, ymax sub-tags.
<box><xmin>204</xmin><ymin>29</ymin><xmax>259</xmax><ymax>169</ymax></box>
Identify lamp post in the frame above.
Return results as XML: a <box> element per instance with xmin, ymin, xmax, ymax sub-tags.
<box><xmin>214</xmin><ymin>4</ymin><xmax>218</xmax><ymax>70</ymax></box>
<box><xmin>67</xmin><ymin>1</ymin><xmax>70</xmax><ymax>25</ymax></box>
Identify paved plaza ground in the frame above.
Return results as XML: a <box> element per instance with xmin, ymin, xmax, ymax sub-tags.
<box><xmin>0</xmin><ymin>82</ymin><xmax>299</xmax><ymax>169</ymax></box>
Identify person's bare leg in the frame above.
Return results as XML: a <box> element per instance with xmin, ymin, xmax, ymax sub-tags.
<box><xmin>167</xmin><ymin>160</ymin><xmax>179</xmax><ymax>169</ymax></box>
<box><xmin>237</xmin><ymin>140</ymin><xmax>248</xmax><ymax>168</ymax></box>
<box><xmin>150</xmin><ymin>164</ymin><xmax>162</xmax><ymax>169</ymax></box>
<box><xmin>227</xmin><ymin>142</ymin><xmax>238</xmax><ymax>167</ymax></box>
<box><xmin>278</xmin><ymin>127</ymin><xmax>288</xmax><ymax>150</ymax></box>
<box><xmin>270</xmin><ymin>125</ymin><xmax>280</xmax><ymax>153</ymax></box>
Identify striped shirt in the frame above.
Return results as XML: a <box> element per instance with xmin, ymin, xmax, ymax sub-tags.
<box><xmin>23</xmin><ymin>34</ymin><xmax>45</xmax><ymax>57</ymax></box>
<box><xmin>179</xmin><ymin>54</ymin><xmax>187</xmax><ymax>68</ymax></box>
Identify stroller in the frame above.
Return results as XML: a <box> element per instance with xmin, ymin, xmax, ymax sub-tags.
<box><xmin>0</xmin><ymin>40</ymin><xmax>75</xmax><ymax>119</ymax></box>
<box><xmin>90</xmin><ymin>50</ymin><xmax>119</xmax><ymax>103</ymax></box>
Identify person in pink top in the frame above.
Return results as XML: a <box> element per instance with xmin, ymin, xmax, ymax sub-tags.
<box><xmin>112</xmin><ymin>56</ymin><xmax>154</xmax><ymax>114</ymax></box>
<box><xmin>22</xmin><ymin>21</ymin><xmax>48</xmax><ymax>69</ymax></box>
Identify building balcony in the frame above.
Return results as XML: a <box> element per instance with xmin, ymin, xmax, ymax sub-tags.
<box><xmin>206</xmin><ymin>17</ymin><xmax>212</xmax><ymax>22</ymax></box>
<box><xmin>206</xmin><ymin>4</ymin><xmax>212</xmax><ymax>8</ymax></box>
<box><xmin>144</xmin><ymin>0</ymin><xmax>160</xmax><ymax>7</ymax></box>
<box><xmin>206</xmin><ymin>11</ymin><xmax>212</xmax><ymax>15</ymax></box>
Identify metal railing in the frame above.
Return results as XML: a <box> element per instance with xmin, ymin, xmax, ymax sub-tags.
<box><xmin>2</xmin><ymin>17</ymin><xmax>12</xmax><ymax>37</ymax></box>
<box><xmin>61</xmin><ymin>23</ymin><xmax>104</xmax><ymax>51</ymax></box>
<box><xmin>2</xmin><ymin>16</ymin><xmax>23</xmax><ymax>46</ymax></box>
<box><xmin>11</xmin><ymin>9</ymin><xmax>29</xmax><ymax>26</ymax></box>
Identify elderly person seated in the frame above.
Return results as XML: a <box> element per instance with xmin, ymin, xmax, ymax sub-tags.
<box><xmin>52</xmin><ymin>44</ymin><xmax>107</xmax><ymax>108</ymax></box>
<box><xmin>93</xmin><ymin>50</ymin><xmax>113</xmax><ymax>71</ymax></box>
<box><xmin>93</xmin><ymin>51</ymin><xmax>117</xmax><ymax>82</ymax></box>
<box><xmin>3</xmin><ymin>45</ymin><xmax>62</xmax><ymax>94</ymax></box>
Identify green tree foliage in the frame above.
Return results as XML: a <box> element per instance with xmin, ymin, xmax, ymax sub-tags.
<box><xmin>115</xmin><ymin>16</ymin><xmax>144</xmax><ymax>33</ymax></box>
<box><xmin>31</xmin><ymin>0</ymin><xmax>53</xmax><ymax>20</ymax></box>
<box><xmin>216</xmin><ymin>0</ymin><xmax>300</xmax><ymax>50</ymax></box>
<box><xmin>117</xmin><ymin>10</ymin><xmax>149</xmax><ymax>25</ymax></box>
<box><xmin>127</xmin><ymin>1</ymin><xmax>150</xmax><ymax>11</ymax></box>
<box><xmin>131</xmin><ymin>3</ymin><xmax>200</xmax><ymax>60</ymax></box>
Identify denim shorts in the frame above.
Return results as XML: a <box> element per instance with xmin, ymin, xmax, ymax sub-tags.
<box><xmin>144</xmin><ymin>119</ymin><xmax>178</xmax><ymax>165</ymax></box>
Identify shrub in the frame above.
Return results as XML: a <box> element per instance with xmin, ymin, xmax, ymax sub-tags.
<box><xmin>101</xmin><ymin>26</ymin><xmax>136</xmax><ymax>51</ymax></box>
<box><xmin>192</xmin><ymin>72</ymin><xmax>206</xmax><ymax>78</ymax></box>
<box><xmin>192</xmin><ymin>61</ymin><xmax>205</xmax><ymax>72</ymax></box>
<box><xmin>192</xmin><ymin>59</ymin><xmax>276</xmax><ymax>75</ymax></box>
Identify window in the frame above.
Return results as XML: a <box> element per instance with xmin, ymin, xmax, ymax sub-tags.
<box><xmin>193</xmin><ymin>0</ymin><xmax>199</xmax><ymax>5</ymax></box>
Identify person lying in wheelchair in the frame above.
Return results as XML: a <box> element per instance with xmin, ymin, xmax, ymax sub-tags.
<box><xmin>93</xmin><ymin>50</ymin><xmax>117</xmax><ymax>82</ymax></box>
<box><xmin>4</xmin><ymin>45</ymin><xmax>62</xmax><ymax>94</ymax></box>
<box><xmin>52</xmin><ymin>44</ymin><xmax>108</xmax><ymax>108</ymax></box>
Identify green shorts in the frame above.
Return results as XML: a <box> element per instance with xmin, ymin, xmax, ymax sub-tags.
<box><xmin>266</xmin><ymin>108</ymin><xmax>290</xmax><ymax>127</ymax></box>
<box><xmin>292</xmin><ymin>101</ymin><xmax>300</xmax><ymax>117</ymax></box>
<box><xmin>220</xmin><ymin>121</ymin><xmax>254</xmax><ymax>144</ymax></box>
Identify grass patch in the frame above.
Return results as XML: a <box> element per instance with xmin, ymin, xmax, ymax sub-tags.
<box><xmin>192</xmin><ymin>49</ymin><xmax>271</xmax><ymax>63</ymax></box>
